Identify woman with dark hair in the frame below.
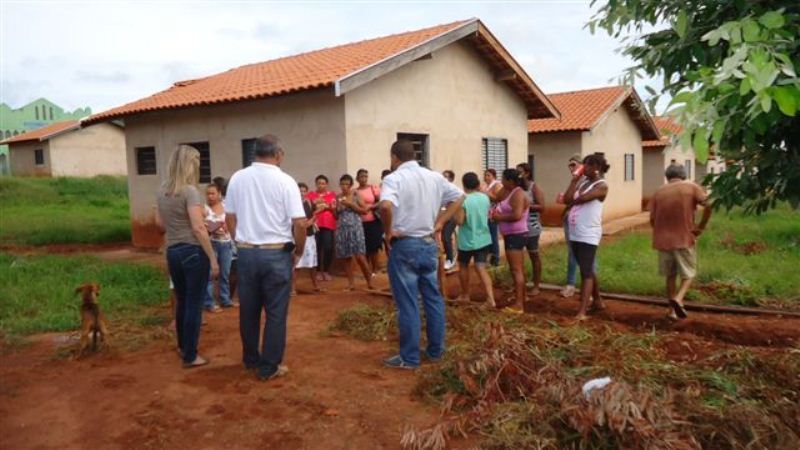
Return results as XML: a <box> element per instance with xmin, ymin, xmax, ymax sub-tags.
<box><xmin>307</xmin><ymin>174</ymin><xmax>336</xmax><ymax>281</ymax></box>
<box><xmin>335</xmin><ymin>174</ymin><xmax>375</xmax><ymax>291</ymax></box>
<box><xmin>441</xmin><ymin>170</ymin><xmax>457</xmax><ymax>270</ymax></box>
<box><xmin>482</xmin><ymin>169</ymin><xmax>502</xmax><ymax>266</ymax></box>
<box><xmin>490</xmin><ymin>168</ymin><xmax>530</xmax><ymax>307</ymax></box>
<box><xmin>563</xmin><ymin>153</ymin><xmax>610</xmax><ymax>320</ymax></box>
<box><xmin>516</xmin><ymin>162</ymin><xmax>545</xmax><ymax>296</ymax></box>
<box><xmin>355</xmin><ymin>168</ymin><xmax>383</xmax><ymax>274</ymax></box>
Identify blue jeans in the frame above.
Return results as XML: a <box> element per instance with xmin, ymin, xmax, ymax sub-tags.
<box><xmin>166</xmin><ymin>243</ymin><xmax>209</xmax><ymax>363</ymax></box>
<box><xmin>236</xmin><ymin>247</ymin><xmax>293</xmax><ymax>377</ymax></box>
<box><xmin>564</xmin><ymin>220</ymin><xmax>596</xmax><ymax>285</ymax></box>
<box><xmin>387</xmin><ymin>237</ymin><xmax>445</xmax><ymax>365</ymax></box>
<box><xmin>488</xmin><ymin>220</ymin><xmax>500</xmax><ymax>265</ymax></box>
<box><xmin>205</xmin><ymin>240</ymin><xmax>234</xmax><ymax>307</ymax></box>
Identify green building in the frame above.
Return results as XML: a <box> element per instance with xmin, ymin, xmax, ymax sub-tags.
<box><xmin>0</xmin><ymin>99</ymin><xmax>91</xmax><ymax>174</ymax></box>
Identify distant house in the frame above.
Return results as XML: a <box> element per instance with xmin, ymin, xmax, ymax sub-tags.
<box><xmin>0</xmin><ymin>99</ymin><xmax>92</xmax><ymax>175</ymax></box>
<box><xmin>0</xmin><ymin>121</ymin><xmax>126</xmax><ymax>177</ymax></box>
<box><xmin>641</xmin><ymin>116</ymin><xmax>725</xmax><ymax>209</ymax></box>
<box><xmin>528</xmin><ymin>86</ymin><xmax>660</xmax><ymax>225</ymax></box>
<box><xmin>83</xmin><ymin>19</ymin><xmax>559</xmax><ymax>248</ymax></box>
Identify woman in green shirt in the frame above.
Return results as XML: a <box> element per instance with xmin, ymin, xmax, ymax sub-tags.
<box><xmin>454</xmin><ymin>172</ymin><xmax>496</xmax><ymax>308</ymax></box>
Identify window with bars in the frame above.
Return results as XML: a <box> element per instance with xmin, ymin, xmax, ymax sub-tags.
<box><xmin>396</xmin><ymin>133</ymin><xmax>429</xmax><ymax>167</ymax></box>
<box><xmin>241</xmin><ymin>138</ymin><xmax>257</xmax><ymax>167</ymax></box>
<box><xmin>685</xmin><ymin>159</ymin><xmax>693</xmax><ymax>180</ymax></box>
<box><xmin>34</xmin><ymin>149</ymin><xmax>44</xmax><ymax>166</ymax></box>
<box><xmin>481</xmin><ymin>137</ymin><xmax>508</xmax><ymax>173</ymax></box>
<box><xmin>182</xmin><ymin>141</ymin><xmax>211</xmax><ymax>183</ymax></box>
<box><xmin>624</xmin><ymin>153</ymin><xmax>635</xmax><ymax>181</ymax></box>
<box><xmin>135</xmin><ymin>147</ymin><xmax>157</xmax><ymax>175</ymax></box>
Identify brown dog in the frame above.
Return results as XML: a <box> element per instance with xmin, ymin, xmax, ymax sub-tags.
<box><xmin>75</xmin><ymin>283</ymin><xmax>109</xmax><ymax>354</ymax></box>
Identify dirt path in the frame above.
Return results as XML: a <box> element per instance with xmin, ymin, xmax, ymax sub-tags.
<box><xmin>0</xmin><ymin>286</ymin><xmax>451</xmax><ymax>450</ymax></box>
<box><xmin>2</xmin><ymin>244</ymin><xmax>799</xmax><ymax>449</ymax></box>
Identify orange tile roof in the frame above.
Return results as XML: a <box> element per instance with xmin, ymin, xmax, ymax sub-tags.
<box><xmin>643</xmin><ymin>116</ymin><xmax>683</xmax><ymax>148</ymax></box>
<box><xmin>0</xmin><ymin>120</ymin><xmax>80</xmax><ymax>145</ymax></box>
<box><xmin>85</xmin><ymin>19</ymin><xmax>556</xmax><ymax>124</ymax></box>
<box><xmin>528</xmin><ymin>86</ymin><xmax>660</xmax><ymax>140</ymax></box>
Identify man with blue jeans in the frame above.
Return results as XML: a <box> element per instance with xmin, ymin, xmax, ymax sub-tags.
<box><xmin>204</xmin><ymin>240</ymin><xmax>235</xmax><ymax>309</ymax></box>
<box><xmin>379</xmin><ymin>140</ymin><xmax>464</xmax><ymax>369</ymax></box>
<box><xmin>225</xmin><ymin>134</ymin><xmax>306</xmax><ymax>381</ymax></box>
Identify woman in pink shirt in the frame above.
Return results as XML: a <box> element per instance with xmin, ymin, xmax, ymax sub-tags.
<box><xmin>490</xmin><ymin>168</ymin><xmax>530</xmax><ymax>308</ymax></box>
<box><xmin>307</xmin><ymin>175</ymin><xmax>337</xmax><ymax>281</ymax></box>
<box><xmin>355</xmin><ymin>168</ymin><xmax>382</xmax><ymax>274</ymax></box>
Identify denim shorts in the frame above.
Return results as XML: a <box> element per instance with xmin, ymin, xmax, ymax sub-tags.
<box><xmin>457</xmin><ymin>245</ymin><xmax>491</xmax><ymax>265</ymax></box>
<box><xmin>503</xmin><ymin>233</ymin><xmax>528</xmax><ymax>251</ymax></box>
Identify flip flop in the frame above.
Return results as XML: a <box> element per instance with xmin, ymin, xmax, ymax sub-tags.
<box><xmin>183</xmin><ymin>356</ymin><xmax>209</xmax><ymax>369</ymax></box>
<box><xmin>668</xmin><ymin>299</ymin><xmax>688</xmax><ymax>319</ymax></box>
<box><xmin>587</xmin><ymin>301</ymin><xmax>606</xmax><ymax>314</ymax></box>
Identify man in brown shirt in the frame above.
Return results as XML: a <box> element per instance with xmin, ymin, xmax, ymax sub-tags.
<box><xmin>649</xmin><ymin>164</ymin><xmax>712</xmax><ymax>319</ymax></box>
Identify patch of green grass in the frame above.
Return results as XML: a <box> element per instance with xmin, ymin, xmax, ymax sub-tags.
<box><xmin>0</xmin><ymin>176</ymin><xmax>131</xmax><ymax>245</ymax></box>
<box><xmin>0</xmin><ymin>252</ymin><xmax>168</xmax><ymax>337</ymax></box>
<box><xmin>495</xmin><ymin>205</ymin><xmax>800</xmax><ymax>307</ymax></box>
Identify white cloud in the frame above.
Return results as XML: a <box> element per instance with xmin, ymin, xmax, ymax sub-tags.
<box><xmin>0</xmin><ymin>1</ymin><xmax>665</xmax><ymax>113</ymax></box>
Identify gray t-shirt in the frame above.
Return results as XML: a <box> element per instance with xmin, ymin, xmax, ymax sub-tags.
<box><xmin>157</xmin><ymin>185</ymin><xmax>204</xmax><ymax>247</ymax></box>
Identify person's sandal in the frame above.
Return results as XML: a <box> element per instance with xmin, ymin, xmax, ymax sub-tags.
<box><xmin>668</xmin><ymin>299</ymin><xmax>688</xmax><ymax>319</ymax></box>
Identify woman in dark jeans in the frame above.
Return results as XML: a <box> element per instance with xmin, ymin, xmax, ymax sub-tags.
<box><xmin>155</xmin><ymin>144</ymin><xmax>219</xmax><ymax>368</ymax></box>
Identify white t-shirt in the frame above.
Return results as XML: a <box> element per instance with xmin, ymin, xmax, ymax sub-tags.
<box><xmin>225</xmin><ymin>162</ymin><xmax>305</xmax><ymax>245</ymax></box>
<box><xmin>568</xmin><ymin>179</ymin><xmax>606</xmax><ymax>246</ymax></box>
<box><xmin>380</xmin><ymin>161</ymin><xmax>464</xmax><ymax>237</ymax></box>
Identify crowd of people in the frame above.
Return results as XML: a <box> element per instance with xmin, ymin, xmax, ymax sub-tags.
<box><xmin>155</xmin><ymin>133</ymin><xmax>711</xmax><ymax>376</ymax></box>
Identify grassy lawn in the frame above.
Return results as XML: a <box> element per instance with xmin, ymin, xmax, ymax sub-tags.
<box><xmin>0</xmin><ymin>252</ymin><xmax>168</xmax><ymax>338</ymax></box>
<box><xmin>332</xmin><ymin>303</ymin><xmax>799</xmax><ymax>449</ymax></box>
<box><xmin>0</xmin><ymin>176</ymin><xmax>131</xmax><ymax>245</ymax></box>
<box><xmin>500</xmin><ymin>205</ymin><xmax>800</xmax><ymax>308</ymax></box>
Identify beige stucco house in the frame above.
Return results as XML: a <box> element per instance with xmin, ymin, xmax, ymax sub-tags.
<box><xmin>84</xmin><ymin>19</ymin><xmax>559</xmax><ymax>248</ymax></box>
<box><xmin>642</xmin><ymin>116</ymin><xmax>695</xmax><ymax>209</ymax></box>
<box><xmin>527</xmin><ymin>86</ymin><xmax>660</xmax><ymax>225</ymax></box>
<box><xmin>0</xmin><ymin>120</ymin><xmax>126</xmax><ymax>177</ymax></box>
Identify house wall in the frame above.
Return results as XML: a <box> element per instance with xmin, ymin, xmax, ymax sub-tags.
<box><xmin>124</xmin><ymin>90</ymin><xmax>346</xmax><ymax>248</ymax></box>
<box><xmin>527</xmin><ymin>131</ymin><xmax>582</xmax><ymax>226</ymax></box>
<box><xmin>642</xmin><ymin>143</ymin><xmax>696</xmax><ymax>209</ymax></box>
<box><xmin>344</xmin><ymin>41</ymin><xmax>529</xmax><ymax>184</ymax></box>
<box><xmin>581</xmin><ymin>106</ymin><xmax>643</xmax><ymax>222</ymax></box>
<box><xmin>9</xmin><ymin>141</ymin><xmax>51</xmax><ymax>176</ymax></box>
<box><xmin>48</xmin><ymin>123</ymin><xmax>127</xmax><ymax>177</ymax></box>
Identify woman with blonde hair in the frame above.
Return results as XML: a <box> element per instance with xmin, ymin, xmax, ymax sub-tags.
<box><xmin>155</xmin><ymin>145</ymin><xmax>219</xmax><ymax>368</ymax></box>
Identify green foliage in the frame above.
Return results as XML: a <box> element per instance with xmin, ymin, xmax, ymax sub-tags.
<box><xmin>0</xmin><ymin>253</ymin><xmax>168</xmax><ymax>336</ymax></box>
<box><xmin>327</xmin><ymin>303</ymin><xmax>396</xmax><ymax>341</ymax></box>
<box><xmin>589</xmin><ymin>1</ymin><xmax>800</xmax><ymax>213</ymax></box>
<box><xmin>0</xmin><ymin>176</ymin><xmax>131</xmax><ymax>245</ymax></box>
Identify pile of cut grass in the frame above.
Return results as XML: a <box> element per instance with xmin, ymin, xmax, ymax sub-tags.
<box><xmin>493</xmin><ymin>205</ymin><xmax>800</xmax><ymax>308</ymax></box>
<box><xmin>331</xmin><ymin>303</ymin><xmax>800</xmax><ymax>449</ymax></box>
<box><xmin>0</xmin><ymin>252</ymin><xmax>168</xmax><ymax>338</ymax></box>
<box><xmin>0</xmin><ymin>176</ymin><xmax>131</xmax><ymax>245</ymax></box>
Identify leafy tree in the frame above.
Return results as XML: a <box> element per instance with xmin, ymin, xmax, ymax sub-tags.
<box><xmin>589</xmin><ymin>1</ymin><xmax>800</xmax><ymax>213</ymax></box>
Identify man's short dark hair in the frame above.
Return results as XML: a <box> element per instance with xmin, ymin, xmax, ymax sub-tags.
<box><xmin>339</xmin><ymin>173</ymin><xmax>354</xmax><ymax>185</ymax></box>
<box><xmin>254</xmin><ymin>134</ymin><xmax>282</xmax><ymax>158</ymax></box>
<box><xmin>665</xmin><ymin>163</ymin><xmax>687</xmax><ymax>180</ymax></box>
<box><xmin>462</xmin><ymin>172</ymin><xmax>480</xmax><ymax>190</ymax></box>
<box><xmin>391</xmin><ymin>140</ymin><xmax>415</xmax><ymax>162</ymax></box>
<box><xmin>315</xmin><ymin>174</ymin><xmax>329</xmax><ymax>183</ymax></box>
<box><xmin>381</xmin><ymin>169</ymin><xmax>392</xmax><ymax>180</ymax></box>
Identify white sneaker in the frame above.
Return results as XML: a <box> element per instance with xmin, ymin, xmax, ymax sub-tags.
<box><xmin>560</xmin><ymin>285</ymin><xmax>576</xmax><ymax>297</ymax></box>
<box><xmin>443</xmin><ymin>259</ymin><xmax>456</xmax><ymax>271</ymax></box>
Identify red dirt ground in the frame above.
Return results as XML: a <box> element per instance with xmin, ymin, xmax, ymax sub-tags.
<box><xmin>2</xmin><ymin>248</ymin><xmax>799</xmax><ymax>449</ymax></box>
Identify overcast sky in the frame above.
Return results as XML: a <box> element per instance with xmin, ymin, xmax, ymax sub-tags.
<box><xmin>1</xmin><ymin>1</ymin><xmax>665</xmax><ymax>114</ymax></box>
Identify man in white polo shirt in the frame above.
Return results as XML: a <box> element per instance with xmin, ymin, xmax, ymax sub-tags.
<box><xmin>379</xmin><ymin>140</ymin><xmax>464</xmax><ymax>369</ymax></box>
<box><xmin>225</xmin><ymin>134</ymin><xmax>306</xmax><ymax>381</ymax></box>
